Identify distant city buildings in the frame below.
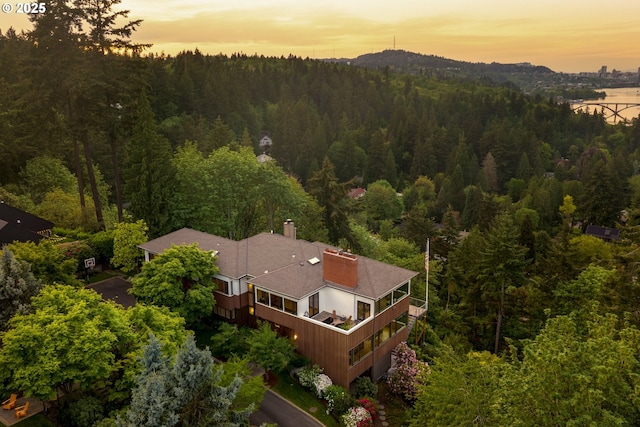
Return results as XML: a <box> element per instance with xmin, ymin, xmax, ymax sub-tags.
<box><xmin>579</xmin><ymin>65</ymin><xmax>640</xmax><ymax>86</ymax></box>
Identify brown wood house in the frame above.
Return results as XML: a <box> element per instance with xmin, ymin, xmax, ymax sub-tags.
<box><xmin>139</xmin><ymin>221</ymin><xmax>417</xmax><ymax>388</ymax></box>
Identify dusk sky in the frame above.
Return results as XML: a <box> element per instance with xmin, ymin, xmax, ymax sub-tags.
<box><xmin>2</xmin><ymin>0</ymin><xmax>639</xmax><ymax>73</ymax></box>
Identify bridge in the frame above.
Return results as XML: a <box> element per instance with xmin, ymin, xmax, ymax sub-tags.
<box><xmin>570</xmin><ymin>101</ymin><xmax>640</xmax><ymax>124</ymax></box>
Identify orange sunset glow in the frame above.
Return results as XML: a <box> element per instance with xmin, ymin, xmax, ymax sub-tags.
<box><xmin>1</xmin><ymin>0</ymin><xmax>638</xmax><ymax>72</ymax></box>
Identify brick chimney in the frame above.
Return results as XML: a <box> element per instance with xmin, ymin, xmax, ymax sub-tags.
<box><xmin>283</xmin><ymin>219</ymin><xmax>296</xmax><ymax>240</ymax></box>
<box><xmin>323</xmin><ymin>249</ymin><xmax>358</xmax><ymax>288</ymax></box>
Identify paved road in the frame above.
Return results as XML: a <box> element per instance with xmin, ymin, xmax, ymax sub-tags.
<box><xmin>250</xmin><ymin>390</ymin><xmax>324</xmax><ymax>427</ymax></box>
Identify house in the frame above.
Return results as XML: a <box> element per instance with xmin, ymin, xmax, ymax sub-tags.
<box><xmin>585</xmin><ymin>224</ymin><xmax>620</xmax><ymax>242</ymax></box>
<box><xmin>139</xmin><ymin>220</ymin><xmax>418</xmax><ymax>388</ymax></box>
<box><xmin>259</xmin><ymin>135</ymin><xmax>273</xmax><ymax>150</ymax></box>
<box><xmin>0</xmin><ymin>202</ymin><xmax>54</xmax><ymax>245</ymax></box>
<box><xmin>347</xmin><ymin>187</ymin><xmax>367</xmax><ymax>199</ymax></box>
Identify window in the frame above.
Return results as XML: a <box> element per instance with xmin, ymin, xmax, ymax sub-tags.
<box><xmin>375</xmin><ymin>312</ymin><xmax>408</xmax><ymax>348</ymax></box>
<box><xmin>309</xmin><ymin>293</ymin><xmax>319</xmax><ymax>317</ymax></box>
<box><xmin>284</xmin><ymin>298</ymin><xmax>297</xmax><ymax>315</ymax></box>
<box><xmin>213</xmin><ymin>306</ymin><xmax>236</xmax><ymax>320</ymax></box>
<box><xmin>375</xmin><ymin>293</ymin><xmax>392</xmax><ymax>314</ymax></box>
<box><xmin>393</xmin><ymin>282</ymin><xmax>409</xmax><ymax>302</ymax></box>
<box><xmin>349</xmin><ymin>337</ymin><xmax>373</xmax><ymax>366</ymax></box>
<box><xmin>213</xmin><ymin>277</ymin><xmax>230</xmax><ymax>295</ymax></box>
<box><xmin>357</xmin><ymin>301</ymin><xmax>370</xmax><ymax>321</ymax></box>
<box><xmin>257</xmin><ymin>289</ymin><xmax>269</xmax><ymax>305</ymax></box>
<box><xmin>270</xmin><ymin>294</ymin><xmax>283</xmax><ymax>310</ymax></box>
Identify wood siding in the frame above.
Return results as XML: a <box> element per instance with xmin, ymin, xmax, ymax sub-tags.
<box><xmin>255</xmin><ymin>294</ymin><xmax>410</xmax><ymax>388</ymax></box>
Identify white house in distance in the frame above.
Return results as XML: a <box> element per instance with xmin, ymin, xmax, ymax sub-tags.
<box><xmin>139</xmin><ymin>220</ymin><xmax>418</xmax><ymax>388</ymax></box>
<box><xmin>259</xmin><ymin>135</ymin><xmax>272</xmax><ymax>150</ymax></box>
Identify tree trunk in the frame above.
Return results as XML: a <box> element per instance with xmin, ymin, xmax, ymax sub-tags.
<box><xmin>111</xmin><ymin>136</ymin><xmax>123</xmax><ymax>222</ymax></box>
<box><xmin>73</xmin><ymin>138</ymin><xmax>86</xmax><ymax>211</ymax></box>
<box><xmin>494</xmin><ymin>308</ymin><xmax>503</xmax><ymax>354</ymax></box>
<box><xmin>82</xmin><ymin>129</ymin><xmax>104</xmax><ymax>229</ymax></box>
<box><xmin>69</xmin><ymin>94</ymin><xmax>86</xmax><ymax>213</ymax></box>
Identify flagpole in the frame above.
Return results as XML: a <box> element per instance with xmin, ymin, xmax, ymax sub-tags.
<box><xmin>425</xmin><ymin>238</ymin><xmax>429</xmax><ymax>312</ymax></box>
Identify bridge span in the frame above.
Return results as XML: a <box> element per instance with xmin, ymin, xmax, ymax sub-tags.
<box><xmin>570</xmin><ymin>101</ymin><xmax>640</xmax><ymax>124</ymax></box>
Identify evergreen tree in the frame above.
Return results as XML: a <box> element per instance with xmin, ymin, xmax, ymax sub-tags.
<box><xmin>307</xmin><ymin>157</ymin><xmax>356</xmax><ymax>247</ymax></box>
<box><xmin>0</xmin><ymin>249</ymin><xmax>43</xmax><ymax>331</ymax></box>
<box><xmin>122</xmin><ymin>335</ymin><xmax>254</xmax><ymax>427</ymax></box>
<box><xmin>123</xmin><ymin>92</ymin><xmax>175</xmax><ymax>237</ymax></box>
<box><xmin>477</xmin><ymin>212</ymin><xmax>529</xmax><ymax>353</ymax></box>
<box><xmin>121</xmin><ymin>335</ymin><xmax>178</xmax><ymax>427</ymax></box>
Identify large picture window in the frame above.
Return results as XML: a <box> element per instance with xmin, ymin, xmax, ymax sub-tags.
<box><xmin>374</xmin><ymin>312</ymin><xmax>408</xmax><ymax>348</ymax></box>
<box><xmin>349</xmin><ymin>337</ymin><xmax>373</xmax><ymax>366</ymax></box>
<box><xmin>375</xmin><ymin>293</ymin><xmax>392</xmax><ymax>314</ymax></box>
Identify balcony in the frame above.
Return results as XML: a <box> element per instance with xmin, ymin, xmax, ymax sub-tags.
<box><xmin>312</xmin><ymin>310</ymin><xmax>361</xmax><ymax>331</ymax></box>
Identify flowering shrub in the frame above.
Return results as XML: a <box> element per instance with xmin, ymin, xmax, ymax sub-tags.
<box><xmin>340</xmin><ymin>406</ymin><xmax>373</xmax><ymax>427</ymax></box>
<box><xmin>298</xmin><ymin>364</ymin><xmax>323</xmax><ymax>389</ymax></box>
<box><xmin>324</xmin><ymin>385</ymin><xmax>356</xmax><ymax>416</ymax></box>
<box><xmin>357</xmin><ymin>398</ymin><xmax>378</xmax><ymax>422</ymax></box>
<box><xmin>313</xmin><ymin>373</ymin><xmax>333</xmax><ymax>398</ymax></box>
<box><xmin>387</xmin><ymin>341</ymin><xmax>430</xmax><ymax>401</ymax></box>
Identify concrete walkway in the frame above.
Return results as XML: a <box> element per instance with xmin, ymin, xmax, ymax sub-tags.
<box><xmin>0</xmin><ymin>397</ymin><xmax>44</xmax><ymax>426</ymax></box>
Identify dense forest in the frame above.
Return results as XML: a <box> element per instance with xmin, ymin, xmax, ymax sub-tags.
<box><xmin>3</xmin><ymin>0</ymin><xmax>640</xmax><ymax>425</ymax></box>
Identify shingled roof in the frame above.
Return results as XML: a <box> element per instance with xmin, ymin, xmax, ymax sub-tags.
<box><xmin>139</xmin><ymin>228</ymin><xmax>417</xmax><ymax>300</ymax></box>
<box><xmin>0</xmin><ymin>203</ymin><xmax>53</xmax><ymax>245</ymax></box>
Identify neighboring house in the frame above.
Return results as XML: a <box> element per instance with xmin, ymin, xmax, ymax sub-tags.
<box><xmin>139</xmin><ymin>220</ymin><xmax>418</xmax><ymax>388</ymax></box>
<box><xmin>259</xmin><ymin>135</ymin><xmax>273</xmax><ymax>150</ymax></box>
<box><xmin>585</xmin><ymin>224</ymin><xmax>620</xmax><ymax>242</ymax></box>
<box><xmin>347</xmin><ymin>187</ymin><xmax>367</xmax><ymax>199</ymax></box>
<box><xmin>0</xmin><ymin>202</ymin><xmax>54</xmax><ymax>245</ymax></box>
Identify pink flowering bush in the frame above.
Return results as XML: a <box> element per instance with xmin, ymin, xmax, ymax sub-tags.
<box><xmin>357</xmin><ymin>398</ymin><xmax>378</xmax><ymax>422</ymax></box>
<box><xmin>340</xmin><ymin>406</ymin><xmax>373</xmax><ymax>427</ymax></box>
<box><xmin>386</xmin><ymin>341</ymin><xmax>430</xmax><ymax>401</ymax></box>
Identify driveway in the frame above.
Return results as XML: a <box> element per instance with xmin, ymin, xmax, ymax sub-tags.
<box><xmin>250</xmin><ymin>390</ymin><xmax>324</xmax><ymax>427</ymax></box>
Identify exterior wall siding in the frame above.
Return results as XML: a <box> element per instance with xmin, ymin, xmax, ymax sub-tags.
<box><xmin>255</xmin><ymin>294</ymin><xmax>411</xmax><ymax>388</ymax></box>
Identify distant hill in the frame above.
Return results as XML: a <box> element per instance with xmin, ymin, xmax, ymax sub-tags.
<box><xmin>329</xmin><ymin>49</ymin><xmax>556</xmax><ymax>91</ymax></box>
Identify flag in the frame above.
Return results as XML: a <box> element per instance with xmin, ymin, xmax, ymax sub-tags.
<box><xmin>425</xmin><ymin>238</ymin><xmax>430</xmax><ymax>311</ymax></box>
<box><xmin>425</xmin><ymin>239</ymin><xmax>430</xmax><ymax>272</ymax></box>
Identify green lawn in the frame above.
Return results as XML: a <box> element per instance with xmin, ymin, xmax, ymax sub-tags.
<box><xmin>272</xmin><ymin>370</ymin><xmax>339</xmax><ymax>427</ymax></box>
<box><xmin>15</xmin><ymin>414</ymin><xmax>55</xmax><ymax>427</ymax></box>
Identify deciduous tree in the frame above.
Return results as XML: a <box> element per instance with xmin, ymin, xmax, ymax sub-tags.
<box><xmin>248</xmin><ymin>322</ymin><xmax>295</xmax><ymax>373</ymax></box>
<box><xmin>111</xmin><ymin>220</ymin><xmax>148</xmax><ymax>274</ymax></box>
<box><xmin>497</xmin><ymin>311</ymin><xmax>640</xmax><ymax>426</ymax></box>
<box><xmin>130</xmin><ymin>244</ymin><xmax>218</xmax><ymax>325</ymax></box>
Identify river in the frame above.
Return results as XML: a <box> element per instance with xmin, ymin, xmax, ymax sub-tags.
<box><xmin>573</xmin><ymin>87</ymin><xmax>640</xmax><ymax>123</ymax></box>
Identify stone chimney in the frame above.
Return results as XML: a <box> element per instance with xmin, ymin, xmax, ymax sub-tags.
<box><xmin>322</xmin><ymin>249</ymin><xmax>358</xmax><ymax>288</ymax></box>
<box><xmin>283</xmin><ymin>219</ymin><xmax>296</xmax><ymax>240</ymax></box>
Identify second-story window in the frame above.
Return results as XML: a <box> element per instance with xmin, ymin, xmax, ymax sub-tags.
<box><xmin>270</xmin><ymin>294</ymin><xmax>283</xmax><ymax>310</ymax></box>
<box><xmin>213</xmin><ymin>277</ymin><xmax>230</xmax><ymax>295</ymax></box>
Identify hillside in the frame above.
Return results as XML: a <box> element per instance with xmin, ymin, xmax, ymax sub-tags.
<box><xmin>329</xmin><ymin>49</ymin><xmax>593</xmax><ymax>93</ymax></box>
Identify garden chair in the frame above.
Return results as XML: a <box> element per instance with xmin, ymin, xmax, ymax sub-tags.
<box><xmin>15</xmin><ymin>401</ymin><xmax>29</xmax><ymax>419</ymax></box>
<box><xmin>1</xmin><ymin>394</ymin><xmax>16</xmax><ymax>410</ymax></box>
